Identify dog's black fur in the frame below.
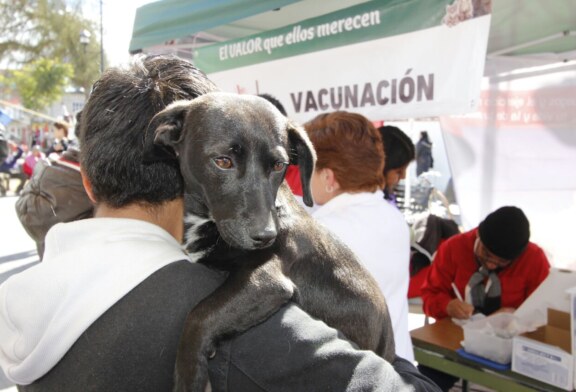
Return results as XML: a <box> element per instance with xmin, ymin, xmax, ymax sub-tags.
<box><xmin>145</xmin><ymin>92</ymin><xmax>396</xmax><ymax>392</ymax></box>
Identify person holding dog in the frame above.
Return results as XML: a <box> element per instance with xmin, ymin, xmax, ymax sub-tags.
<box><xmin>0</xmin><ymin>55</ymin><xmax>440</xmax><ymax>391</ymax></box>
<box><xmin>305</xmin><ymin>111</ymin><xmax>414</xmax><ymax>363</ymax></box>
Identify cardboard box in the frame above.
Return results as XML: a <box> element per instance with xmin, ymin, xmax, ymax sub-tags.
<box><xmin>515</xmin><ymin>268</ymin><xmax>576</xmax><ymax>328</ymax></box>
<box><xmin>510</xmin><ymin>269</ymin><xmax>576</xmax><ymax>391</ymax></box>
<box><xmin>512</xmin><ymin>308</ymin><xmax>573</xmax><ymax>390</ymax></box>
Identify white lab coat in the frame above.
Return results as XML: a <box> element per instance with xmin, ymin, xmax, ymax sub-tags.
<box><xmin>312</xmin><ymin>191</ymin><xmax>414</xmax><ymax>362</ymax></box>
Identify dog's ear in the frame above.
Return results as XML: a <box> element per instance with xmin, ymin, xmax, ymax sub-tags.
<box><xmin>143</xmin><ymin>100</ymin><xmax>190</xmax><ymax>163</ymax></box>
<box><xmin>287</xmin><ymin>121</ymin><xmax>316</xmax><ymax>207</ymax></box>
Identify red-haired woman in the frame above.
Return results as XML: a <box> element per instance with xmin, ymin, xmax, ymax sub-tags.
<box><xmin>305</xmin><ymin>111</ymin><xmax>414</xmax><ymax>362</ymax></box>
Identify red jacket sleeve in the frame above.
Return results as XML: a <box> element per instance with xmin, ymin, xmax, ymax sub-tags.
<box><xmin>421</xmin><ymin>239</ymin><xmax>458</xmax><ymax>319</ymax></box>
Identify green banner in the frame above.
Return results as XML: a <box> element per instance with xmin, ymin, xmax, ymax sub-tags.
<box><xmin>194</xmin><ymin>0</ymin><xmax>451</xmax><ymax>73</ymax></box>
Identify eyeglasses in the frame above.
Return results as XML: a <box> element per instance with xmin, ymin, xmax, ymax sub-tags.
<box><xmin>474</xmin><ymin>238</ymin><xmax>514</xmax><ymax>268</ymax></box>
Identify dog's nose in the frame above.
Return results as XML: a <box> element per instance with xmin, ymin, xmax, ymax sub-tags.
<box><xmin>250</xmin><ymin>228</ymin><xmax>277</xmax><ymax>248</ymax></box>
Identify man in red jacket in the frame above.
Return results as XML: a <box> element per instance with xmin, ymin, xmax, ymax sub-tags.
<box><xmin>419</xmin><ymin>205</ymin><xmax>550</xmax><ymax>390</ymax></box>
<box><xmin>422</xmin><ymin>205</ymin><xmax>550</xmax><ymax>320</ymax></box>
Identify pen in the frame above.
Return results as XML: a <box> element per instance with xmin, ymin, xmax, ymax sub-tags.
<box><xmin>451</xmin><ymin>282</ymin><xmax>464</xmax><ymax>302</ymax></box>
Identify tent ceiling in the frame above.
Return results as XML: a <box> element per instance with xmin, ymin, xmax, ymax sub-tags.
<box><xmin>129</xmin><ymin>0</ymin><xmax>300</xmax><ymax>53</ymax></box>
<box><xmin>488</xmin><ymin>0</ymin><xmax>575</xmax><ymax>56</ymax></box>
<box><xmin>130</xmin><ymin>0</ymin><xmax>576</xmax><ymax>75</ymax></box>
<box><xmin>129</xmin><ymin>0</ymin><xmax>371</xmax><ymax>52</ymax></box>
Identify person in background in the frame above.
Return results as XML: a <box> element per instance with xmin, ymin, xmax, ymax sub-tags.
<box><xmin>0</xmin><ymin>55</ymin><xmax>440</xmax><ymax>392</ymax></box>
<box><xmin>377</xmin><ymin>126</ymin><xmax>444</xmax><ymax>300</ymax></box>
<box><xmin>415</xmin><ymin>130</ymin><xmax>433</xmax><ymax>176</ymax></box>
<box><xmin>15</xmin><ymin>112</ymin><xmax>93</xmax><ymax>259</ymax></box>
<box><xmin>378</xmin><ymin>125</ymin><xmax>415</xmax><ymax>206</ymax></box>
<box><xmin>22</xmin><ymin>145</ymin><xmax>44</xmax><ymax>178</ymax></box>
<box><xmin>0</xmin><ymin>140</ymin><xmax>24</xmax><ymax>196</ymax></box>
<box><xmin>0</xmin><ymin>126</ymin><xmax>8</xmax><ymax>196</ymax></box>
<box><xmin>419</xmin><ymin>205</ymin><xmax>550</xmax><ymax>390</ymax></box>
<box><xmin>305</xmin><ymin>111</ymin><xmax>414</xmax><ymax>362</ymax></box>
<box><xmin>46</xmin><ymin>121</ymin><xmax>69</xmax><ymax>156</ymax></box>
<box><xmin>0</xmin><ymin>124</ymin><xmax>8</xmax><ymax>164</ymax></box>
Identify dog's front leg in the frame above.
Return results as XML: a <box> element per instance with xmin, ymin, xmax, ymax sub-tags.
<box><xmin>174</xmin><ymin>256</ymin><xmax>294</xmax><ymax>392</ymax></box>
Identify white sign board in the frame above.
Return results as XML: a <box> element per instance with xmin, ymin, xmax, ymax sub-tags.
<box><xmin>195</xmin><ymin>0</ymin><xmax>492</xmax><ymax>123</ymax></box>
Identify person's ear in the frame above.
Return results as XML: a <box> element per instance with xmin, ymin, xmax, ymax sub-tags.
<box><xmin>323</xmin><ymin>168</ymin><xmax>340</xmax><ymax>192</ymax></box>
<box><xmin>80</xmin><ymin>168</ymin><xmax>97</xmax><ymax>203</ymax></box>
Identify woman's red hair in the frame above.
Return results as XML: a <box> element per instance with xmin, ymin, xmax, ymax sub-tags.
<box><xmin>304</xmin><ymin>111</ymin><xmax>385</xmax><ymax>192</ymax></box>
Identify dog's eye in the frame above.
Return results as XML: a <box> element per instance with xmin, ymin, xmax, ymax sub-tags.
<box><xmin>214</xmin><ymin>157</ymin><xmax>233</xmax><ymax>170</ymax></box>
<box><xmin>273</xmin><ymin>161</ymin><xmax>288</xmax><ymax>172</ymax></box>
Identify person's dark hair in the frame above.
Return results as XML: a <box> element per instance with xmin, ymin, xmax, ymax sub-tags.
<box><xmin>79</xmin><ymin>54</ymin><xmax>219</xmax><ymax>208</ymax></box>
<box><xmin>478</xmin><ymin>206</ymin><xmax>530</xmax><ymax>259</ymax></box>
<box><xmin>419</xmin><ymin>131</ymin><xmax>431</xmax><ymax>143</ymax></box>
<box><xmin>258</xmin><ymin>93</ymin><xmax>287</xmax><ymax>116</ymax></box>
<box><xmin>377</xmin><ymin>126</ymin><xmax>415</xmax><ymax>175</ymax></box>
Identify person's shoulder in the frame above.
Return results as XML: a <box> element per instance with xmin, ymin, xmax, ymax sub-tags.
<box><xmin>60</xmin><ymin>147</ymin><xmax>80</xmax><ymax>163</ymax></box>
<box><xmin>103</xmin><ymin>260</ymin><xmax>227</xmax><ymax>329</ymax></box>
<box><xmin>23</xmin><ymin>260</ymin><xmax>227</xmax><ymax>392</ymax></box>
<box><xmin>377</xmin><ymin>202</ymin><xmax>409</xmax><ymax>237</ymax></box>
<box><xmin>525</xmin><ymin>241</ymin><xmax>545</xmax><ymax>252</ymax></box>
<box><xmin>53</xmin><ymin>157</ymin><xmax>81</xmax><ymax>173</ymax></box>
<box><xmin>441</xmin><ymin>228</ymin><xmax>472</xmax><ymax>247</ymax></box>
<box><xmin>523</xmin><ymin>241</ymin><xmax>550</xmax><ymax>263</ymax></box>
<box><xmin>380</xmin><ymin>199</ymin><xmax>404</xmax><ymax>219</ymax></box>
<box><xmin>432</xmin><ymin>229</ymin><xmax>472</xmax><ymax>265</ymax></box>
<box><xmin>148</xmin><ymin>260</ymin><xmax>226</xmax><ymax>294</ymax></box>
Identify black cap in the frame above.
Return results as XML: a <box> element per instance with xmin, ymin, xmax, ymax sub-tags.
<box><xmin>478</xmin><ymin>206</ymin><xmax>530</xmax><ymax>260</ymax></box>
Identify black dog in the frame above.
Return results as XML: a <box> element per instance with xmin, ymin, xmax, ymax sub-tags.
<box><xmin>146</xmin><ymin>92</ymin><xmax>395</xmax><ymax>392</ymax></box>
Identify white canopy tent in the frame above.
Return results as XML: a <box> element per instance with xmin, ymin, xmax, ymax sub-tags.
<box><xmin>129</xmin><ymin>0</ymin><xmax>576</xmax><ymax>268</ymax></box>
<box><xmin>130</xmin><ymin>0</ymin><xmax>576</xmax><ymax>78</ymax></box>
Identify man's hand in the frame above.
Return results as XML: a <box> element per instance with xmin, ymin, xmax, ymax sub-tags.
<box><xmin>493</xmin><ymin>307</ymin><xmax>515</xmax><ymax>314</ymax></box>
<box><xmin>446</xmin><ymin>299</ymin><xmax>474</xmax><ymax>319</ymax></box>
